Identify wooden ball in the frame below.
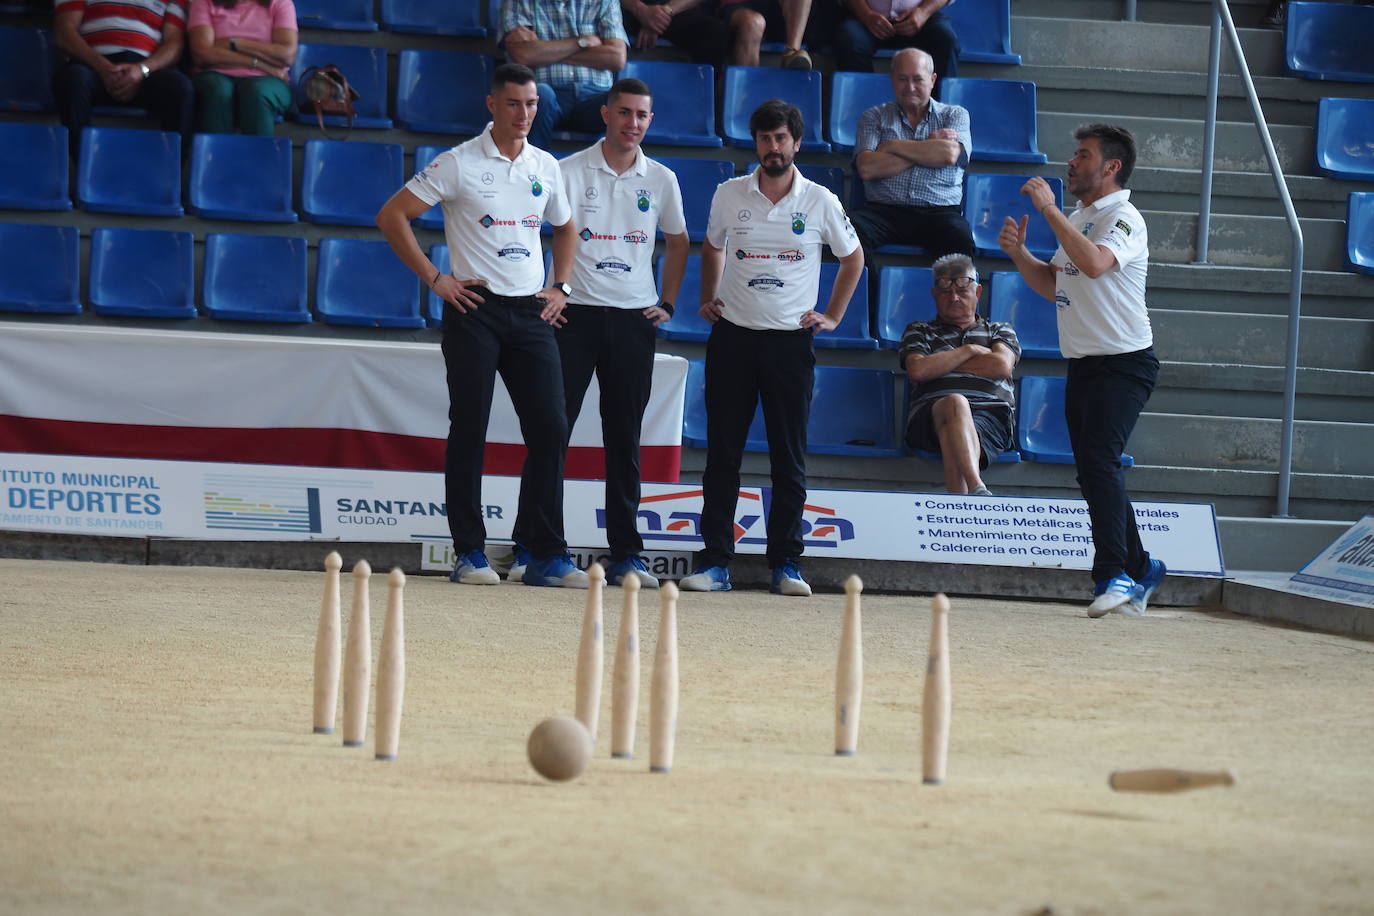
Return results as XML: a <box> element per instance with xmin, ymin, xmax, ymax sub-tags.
<box><xmin>527</xmin><ymin>716</ymin><xmax>593</xmax><ymax>782</ymax></box>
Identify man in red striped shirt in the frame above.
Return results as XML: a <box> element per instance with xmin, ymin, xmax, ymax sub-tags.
<box><xmin>52</xmin><ymin>0</ymin><xmax>195</xmax><ymax>159</ymax></box>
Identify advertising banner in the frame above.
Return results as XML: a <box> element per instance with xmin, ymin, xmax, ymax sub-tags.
<box><xmin>1288</xmin><ymin>516</ymin><xmax>1374</xmax><ymax>606</ymax></box>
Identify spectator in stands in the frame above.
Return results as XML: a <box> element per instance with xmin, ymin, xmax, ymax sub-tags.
<box><xmin>620</xmin><ymin>0</ymin><xmax>729</xmax><ymax>73</ymax></box>
<box><xmin>679</xmin><ymin>99</ymin><xmax>864</xmax><ymax>597</ymax></box>
<box><xmin>833</xmin><ymin>0</ymin><xmax>958</xmax><ymax>90</ymax></box>
<box><xmin>501</xmin><ymin>0</ymin><xmax>629</xmax><ymax>150</ymax></box>
<box><xmin>186</xmin><ymin>0</ymin><xmax>297</xmax><ymax>136</ymax></box>
<box><xmin>996</xmin><ymin>123</ymin><xmax>1164</xmax><ymax>618</ymax></box>
<box><xmin>555</xmin><ymin>77</ymin><xmax>690</xmax><ymax>589</ymax></box>
<box><xmin>850</xmin><ymin>47</ymin><xmax>974</xmax><ymax>260</ymax></box>
<box><xmin>716</xmin><ymin>0</ymin><xmax>814</xmax><ymax>68</ymax></box>
<box><xmin>374</xmin><ymin>63</ymin><xmax>586</xmax><ymax>590</ymax></box>
<box><xmin>52</xmin><ymin>0</ymin><xmax>195</xmax><ymax>159</ymax></box>
<box><xmin>899</xmin><ymin>253</ymin><xmax>1019</xmax><ymax>496</ymax></box>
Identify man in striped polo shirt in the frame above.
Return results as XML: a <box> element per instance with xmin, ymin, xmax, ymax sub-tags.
<box><xmin>52</xmin><ymin>0</ymin><xmax>195</xmax><ymax>160</ymax></box>
<box><xmin>899</xmin><ymin>253</ymin><xmax>1019</xmax><ymax>495</ymax></box>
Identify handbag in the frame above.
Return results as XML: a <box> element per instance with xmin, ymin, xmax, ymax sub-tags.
<box><xmin>298</xmin><ymin>64</ymin><xmax>358</xmax><ymax>138</ymax></box>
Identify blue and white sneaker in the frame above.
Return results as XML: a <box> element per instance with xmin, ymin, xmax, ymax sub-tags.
<box><xmin>607</xmin><ymin>555</ymin><xmax>659</xmax><ymax>589</ymax></box>
<box><xmin>1125</xmin><ymin>559</ymin><xmax>1167</xmax><ymax>616</ymax></box>
<box><xmin>506</xmin><ymin>544</ymin><xmax>534</xmax><ymax>583</ymax></box>
<box><xmin>450</xmin><ymin>549</ymin><xmax>499</xmax><ymax>585</ymax></box>
<box><xmin>522</xmin><ymin>553</ymin><xmax>590</xmax><ymax>588</ymax></box>
<box><xmin>1087</xmin><ymin>574</ymin><xmax>1139</xmax><ymax>618</ymax></box>
<box><xmin>678</xmin><ymin>565</ymin><xmax>731</xmax><ymax>592</ymax></box>
<box><xmin>770</xmin><ymin>560</ymin><xmax>812</xmax><ymax>597</ymax></box>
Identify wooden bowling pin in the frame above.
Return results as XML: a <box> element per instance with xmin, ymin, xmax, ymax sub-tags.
<box><xmin>649</xmin><ymin>582</ymin><xmax>679</xmax><ymax>773</ymax></box>
<box><xmin>922</xmin><ymin>593</ymin><xmax>951</xmax><ymax>785</ymax></box>
<box><xmin>341</xmin><ymin>559</ymin><xmax>372</xmax><ymax>748</ymax></box>
<box><xmin>1109</xmin><ymin>768</ymin><xmax>1236</xmax><ymax>793</ymax></box>
<box><xmin>312</xmin><ymin>551</ymin><xmax>342</xmax><ymax>734</ymax></box>
<box><xmin>835</xmin><ymin>574</ymin><xmax>864</xmax><ymax>756</ymax></box>
<box><xmin>611</xmin><ymin>574</ymin><xmax>641</xmax><ymax>759</ymax></box>
<box><xmin>374</xmin><ymin>569</ymin><xmax>406</xmax><ymax>761</ymax></box>
<box><xmin>575</xmin><ymin>563</ymin><xmax>605</xmax><ymax>743</ymax></box>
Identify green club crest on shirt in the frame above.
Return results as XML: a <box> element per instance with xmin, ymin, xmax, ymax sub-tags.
<box><xmin>791</xmin><ymin>212</ymin><xmax>806</xmax><ymax>235</ymax></box>
<box><xmin>636</xmin><ymin>189</ymin><xmax>651</xmax><ymax>212</ymax></box>
<box><xmin>530</xmin><ymin>176</ymin><xmax>543</xmax><ymax>197</ymax></box>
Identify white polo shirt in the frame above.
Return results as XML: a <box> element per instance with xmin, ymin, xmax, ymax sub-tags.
<box><xmin>559</xmin><ymin>142</ymin><xmax>687</xmax><ymax>309</ymax></box>
<box><xmin>1051</xmin><ymin>187</ymin><xmax>1152</xmax><ymax>359</ymax></box>
<box><xmin>705</xmin><ymin>168</ymin><xmax>860</xmax><ymax>331</ymax></box>
<box><xmin>407</xmin><ymin>123</ymin><xmax>571</xmax><ymax>298</ymax></box>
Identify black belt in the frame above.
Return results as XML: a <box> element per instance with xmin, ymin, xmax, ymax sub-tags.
<box><xmin>471</xmin><ymin>286</ymin><xmax>541</xmax><ymax>309</ymax></box>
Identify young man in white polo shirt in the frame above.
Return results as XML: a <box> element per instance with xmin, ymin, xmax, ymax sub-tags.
<box><xmin>549</xmin><ymin>76</ymin><xmax>689</xmax><ymax>589</ymax></box>
<box><xmin>997</xmin><ymin>123</ymin><xmax>1166</xmax><ymax>618</ymax></box>
<box><xmin>679</xmin><ymin>99</ymin><xmax>865</xmax><ymax>596</ymax></box>
<box><xmin>375</xmin><ymin>62</ymin><xmax>589</xmax><ymax>589</ymax></box>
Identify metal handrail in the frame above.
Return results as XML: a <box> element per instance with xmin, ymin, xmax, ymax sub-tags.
<box><xmin>1196</xmin><ymin>0</ymin><xmax>1304</xmax><ymax>518</ymax></box>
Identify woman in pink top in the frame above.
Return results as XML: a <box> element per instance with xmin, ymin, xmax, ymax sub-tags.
<box><xmin>187</xmin><ymin>0</ymin><xmax>298</xmax><ymax>136</ymax></box>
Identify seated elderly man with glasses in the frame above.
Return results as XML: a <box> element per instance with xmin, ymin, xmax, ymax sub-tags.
<box><xmin>898</xmin><ymin>253</ymin><xmax>1020</xmax><ymax>495</ymax></box>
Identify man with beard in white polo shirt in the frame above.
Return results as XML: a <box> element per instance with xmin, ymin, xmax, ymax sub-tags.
<box><xmin>548</xmin><ymin>76</ymin><xmax>689</xmax><ymax>590</ymax></box>
<box><xmin>375</xmin><ymin>62</ymin><xmax>589</xmax><ymax>590</ymax></box>
<box><xmin>679</xmin><ymin>99</ymin><xmax>864</xmax><ymax>597</ymax></box>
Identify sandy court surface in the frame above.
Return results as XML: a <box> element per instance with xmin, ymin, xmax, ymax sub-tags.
<box><xmin>2</xmin><ymin>557</ymin><xmax>1372</xmax><ymax>915</ymax></box>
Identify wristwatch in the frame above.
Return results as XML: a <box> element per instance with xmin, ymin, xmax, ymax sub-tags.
<box><xmin>138</xmin><ymin>62</ymin><xmax>150</xmax><ymax>78</ymax></box>
<box><xmin>577</xmin><ymin>36</ymin><xmax>592</xmax><ymax>48</ymax></box>
<box><xmin>658</xmin><ymin>300</ymin><xmax>675</xmax><ymax>317</ymax></box>
<box><xmin>554</xmin><ymin>281</ymin><xmax>573</xmax><ymax>298</ymax></box>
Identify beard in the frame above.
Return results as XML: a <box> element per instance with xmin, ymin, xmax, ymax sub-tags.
<box><xmin>759</xmin><ymin>153</ymin><xmax>792</xmax><ymax>177</ymax></box>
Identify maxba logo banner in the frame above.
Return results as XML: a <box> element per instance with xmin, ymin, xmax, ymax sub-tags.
<box><xmin>619</xmin><ymin>487</ymin><xmax>855</xmax><ymax>550</ymax></box>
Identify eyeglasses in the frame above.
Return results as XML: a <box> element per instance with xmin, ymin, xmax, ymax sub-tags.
<box><xmin>934</xmin><ymin>276</ymin><xmax>977</xmax><ymax>291</ymax></box>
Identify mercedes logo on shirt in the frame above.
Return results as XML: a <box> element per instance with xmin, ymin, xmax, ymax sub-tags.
<box><xmin>481</xmin><ymin>172</ymin><xmax>495</xmax><ymax>185</ymax></box>
<box><xmin>738</xmin><ymin>209</ymin><xmax>751</xmax><ymax>221</ymax></box>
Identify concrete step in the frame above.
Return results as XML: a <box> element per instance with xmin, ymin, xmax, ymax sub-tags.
<box><xmin>1150</xmin><ymin>362</ymin><xmax>1374</xmax><ymax>423</ymax></box>
<box><xmin>1146</xmin><ymin>262</ymin><xmax>1374</xmax><ymax>319</ymax></box>
<box><xmin>1009</xmin><ymin>15</ymin><xmax>1285</xmax><ymax>77</ymax></box>
<box><xmin>1144</xmin><ymin>207</ymin><xmax>1343</xmax><ymax>269</ymax></box>
<box><xmin>1151</xmin><ymin>309</ymin><xmax>1374</xmax><ymax>370</ymax></box>
<box><xmin>1217</xmin><ymin>516</ymin><xmax>1355</xmax><ymax>573</ymax></box>
<box><xmin>1131</xmin><ymin>411</ymin><xmax>1374</xmax><ymax>475</ymax></box>
<box><xmin>1015</xmin><ymin>0</ymin><xmax>1270</xmax><ymax>28</ymax></box>
<box><xmin>1121</xmin><ymin>166</ymin><xmax>1374</xmax><ymax>223</ymax></box>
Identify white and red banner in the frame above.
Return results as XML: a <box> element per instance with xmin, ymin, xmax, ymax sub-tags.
<box><xmin>0</xmin><ymin>323</ymin><xmax>686</xmax><ymax>481</ymax></box>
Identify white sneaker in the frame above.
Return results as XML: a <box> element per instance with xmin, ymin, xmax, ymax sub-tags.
<box><xmin>1087</xmin><ymin>575</ymin><xmax>1139</xmax><ymax>618</ymax></box>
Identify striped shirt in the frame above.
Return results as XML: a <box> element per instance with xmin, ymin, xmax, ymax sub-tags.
<box><xmin>500</xmin><ymin>0</ymin><xmax>627</xmax><ymax>93</ymax></box>
<box><xmin>898</xmin><ymin>316</ymin><xmax>1019</xmax><ymax>419</ymax></box>
<box><xmin>55</xmin><ymin>0</ymin><xmax>188</xmax><ymax>57</ymax></box>
<box><xmin>855</xmin><ymin>98</ymin><xmax>970</xmax><ymax>208</ymax></box>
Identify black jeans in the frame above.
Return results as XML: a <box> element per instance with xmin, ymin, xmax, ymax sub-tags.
<box><xmin>441</xmin><ymin>290</ymin><xmax>568</xmax><ymax>559</ymax></box>
<box><xmin>626</xmin><ymin>0</ymin><xmax>730</xmax><ymax>72</ymax></box>
<box><xmin>1065</xmin><ymin>348</ymin><xmax>1159</xmax><ymax>585</ymax></box>
<box><xmin>833</xmin><ymin>10</ymin><xmax>960</xmax><ymax>93</ymax></box>
<box><xmin>52</xmin><ymin>55</ymin><xmax>194</xmax><ymax>159</ymax></box>
<box><xmin>698</xmin><ymin>318</ymin><xmax>814</xmax><ymax>569</ymax></box>
<box><xmin>849</xmin><ymin>202</ymin><xmax>976</xmax><ymax>260</ymax></box>
<box><xmin>556</xmin><ymin>304</ymin><xmax>657</xmax><ymax>561</ymax></box>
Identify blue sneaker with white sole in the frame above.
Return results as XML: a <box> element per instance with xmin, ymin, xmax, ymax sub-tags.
<box><xmin>522</xmin><ymin>553</ymin><xmax>590</xmax><ymax>588</ymax></box>
<box><xmin>1087</xmin><ymin>574</ymin><xmax>1139</xmax><ymax>618</ymax></box>
<box><xmin>607</xmin><ymin>555</ymin><xmax>659</xmax><ymax>588</ymax></box>
<box><xmin>769</xmin><ymin>560</ymin><xmax>812</xmax><ymax>597</ymax></box>
<box><xmin>678</xmin><ymin>565</ymin><xmax>731</xmax><ymax>591</ymax></box>
<box><xmin>1125</xmin><ymin>559</ymin><xmax>1167</xmax><ymax>616</ymax></box>
<box><xmin>450</xmin><ymin>549</ymin><xmax>499</xmax><ymax>585</ymax></box>
<box><xmin>506</xmin><ymin>544</ymin><xmax>533</xmax><ymax>583</ymax></box>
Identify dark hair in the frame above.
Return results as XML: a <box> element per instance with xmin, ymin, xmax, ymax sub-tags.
<box><xmin>1074</xmin><ymin>123</ymin><xmax>1136</xmax><ymax>188</ymax></box>
<box><xmin>607</xmin><ymin>77</ymin><xmax>652</xmax><ymax>106</ymax></box>
<box><xmin>491</xmin><ymin>62</ymin><xmax>537</xmax><ymax>93</ymax></box>
<box><xmin>749</xmin><ymin>99</ymin><xmax>803</xmax><ymax>142</ymax></box>
<box><xmin>212</xmin><ymin>0</ymin><xmax>270</xmax><ymax>7</ymax></box>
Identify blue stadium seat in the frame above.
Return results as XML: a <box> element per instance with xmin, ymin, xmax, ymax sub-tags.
<box><xmin>1285</xmin><ymin>2</ymin><xmax>1374</xmax><ymax>83</ymax></box>
<box><xmin>396</xmin><ymin>49</ymin><xmax>493</xmax><ymax>135</ymax></box>
<box><xmin>746</xmin><ymin>162</ymin><xmax>845</xmax><ymax>199</ymax></box>
<box><xmin>294</xmin><ymin>0</ymin><xmax>377</xmax><ymax>31</ymax></box>
<box><xmin>988</xmin><ymin>270</ymin><xmax>1059</xmax><ymax>358</ymax></box>
<box><xmin>875</xmin><ymin>265</ymin><xmax>935</xmax><ymax>348</ymax></box>
<box><xmin>939</xmin><ymin>78</ymin><xmax>1046</xmax><ymax>164</ymax></box>
<box><xmin>965</xmin><ymin>173</ymin><xmax>1063</xmax><ymax>260</ymax></box>
<box><xmin>1346</xmin><ymin>192</ymin><xmax>1374</xmax><ymax>276</ymax></box>
<box><xmin>203</xmin><ymin>233</ymin><xmax>310</xmax><ymax>323</ymax></box>
<box><xmin>808</xmin><ymin>367</ymin><xmax>903</xmax><ymax>456</ymax></box>
<box><xmin>89</xmin><ymin>227</ymin><xmax>197</xmax><ymax>319</ymax></box>
<box><xmin>301</xmin><ymin>139</ymin><xmax>404</xmax><ymax>226</ymax></box>
<box><xmin>1314</xmin><ymin>97</ymin><xmax>1374</xmax><ymax>181</ymax></box>
<box><xmin>316</xmin><ymin>238</ymin><xmax>425</xmax><ymax>328</ymax></box>
<box><xmin>827</xmin><ymin>71</ymin><xmax>890</xmax><ymax>153</ymax></box>
<box><xmin>944</xmin><ymin>0</ymin><xmax>1021</xmax><ymax>65</ymax></box>
<box><xmin>0</xmin><ymin>25</ymin><xmax>55</xmax><ymax>111</ymax></box>
<box><xmin>655</xmin><ymin>157</ymin><xmax>734</xmax><ymax>242</ymax></box>
<box><xmin>1017</xmin><ymin>376</ymin><xmax>1134</xmax><ymax>466</ymax></box>
<box><xmin>76</xmin><ymin>127</ymin><xmax>183</xmax><ymax>217</ymax></box>
<box><xmin>290</xmin><ymin>43</ymin><xmax>392</xmax><ymax>128</ymax></box>
<box><xmin>188</xmin><ymin>133</ymin><xmax>296</xmax><ymax>222</ymax></box>
<box><xmin>681</xmin><ymin>360</ymin><xmax>768</xmax><ymax>450</ymax></box>
<box><xmin>849</xmin><ymin>179</ymin><xmax>925</xmax><ymax>256</ymax></box>
<box><xmin>0</xmin><ymin>123</ymin><xmax>70</xmax><ymax>210</ymax></box>
<box><xmin>656</xmin><ymin>254</ymin><xmax>713</xmax><ymax>341</ymax></box>
<box><xmin>0</xmin><ymin>223</ymin><xmax>80</xmax><ymax>314</ymax></box>
<box><xmin>620</xmin><ymin>60</ymin><xmax>721</xmax><ymax>148</ymax></box>
<box><xmin>722</xmin><ymin>66</ymin><xmax>830</xmax><ymax>153</ymax></box>
<box><xmin>426</xmin><ymin>244</ymin><xmax>450</xmax><ymax>327</ymax></box>
<box><xmin>413</xmin><ymin>144</ymin><xmax>451</xmax><ymax>229</ymax></box>
<box><xmin>381</xmin><ymin>0</ymin><xmax>486</xmax><ymax>36</ymax></box>
<box><xmin>813</xmin><ymin>264</ymin><xmax>876</xmax><ymax>350</ymax></box>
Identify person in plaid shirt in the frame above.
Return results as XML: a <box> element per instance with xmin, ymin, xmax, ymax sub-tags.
<box><xmin>501</xmin><ymin>0</ymin><xmax>629</xmax><ymax>150</ymax></box>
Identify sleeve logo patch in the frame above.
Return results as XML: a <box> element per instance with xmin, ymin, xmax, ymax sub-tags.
<box><xmin>1114</xmin><ymin>219</ymin><xmax>1132</xmax><ymax>236</ymax></box>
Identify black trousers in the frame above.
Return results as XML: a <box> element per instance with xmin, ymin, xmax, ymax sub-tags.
<box><xmin>833</xmin><ymin>10</ymin><xmax>960</xmax><ymax>94</ymax></box>
<box><xmin>556</xmin><ymin>304</ymin><xmax>657</xmax><ymax>561</ymax></box>
<box><xmin>698</xmin><ymin>318</ymin><xmax>814</xmax><ymax>569</ymax></box>
<box><xmin>849</xmin><ymin>202</ymin><xmax>976</xmax><ymax>260</ymax></box>
<box><xmin>1065</xmin><ymin>348</ymin><xmax>1159</xmax><ymax>585</ymax></box>
<box><xmin>627</xmin><ymin>0</ymin><xmax>730</xmax><ymax>72</ymax></box>
<box><xmin>441</xmin><ymin>290</ymin><xmax>568</xmax><ymax>559</ymax></box>
<box><xmin>52</xmin><ymin>55</ymin><xmax>194</xmax><ymax>159</ymax></box>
